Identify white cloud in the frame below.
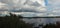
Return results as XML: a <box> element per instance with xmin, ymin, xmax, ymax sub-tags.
<box><xmin>0</xmin><ymin>0</ymin><xmax>48</xmax><ymax>17</ymax></box>
<box><xmin>47</xmin><ymin>0</ymin><xmax>60</xmax><ymax>16</ymax></box>
<box><xmin>0</xmin><ymin>2</ymin><xmax>8</xmax><ymax>9</ymax></box>
<box><xmin>0</xmin><ymin>0</ymin><xmax>46</xmax><ymax>11</ymax></box>
<box><xmin>0</xmin><ymin>2</ymin><xmax>6</xmax><ymax>5</ymax></box>
<box><xmin>48</xmin><ymin>0</ymin><xmax>60</xmax><ymax>9</ymax></box>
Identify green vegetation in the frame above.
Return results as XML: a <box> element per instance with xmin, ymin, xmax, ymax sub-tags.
<box><xmin>43</xmin><ymin>21</ymin><xmax>60</xmax><ymax>28</ymax></box>
<box><xmin>0</xmin><ymin>13</ymin><xmax>33</xmax><ymax>28</ymax></box>
<box><xmin>0</xmin><ymin>13</ymin><xmax>60</xmax><ymax>28</ymax></box>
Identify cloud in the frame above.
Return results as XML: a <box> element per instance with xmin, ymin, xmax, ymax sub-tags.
<box><xmin>24</xmin><ymin>0</ymin><xmax>41</xmax><ymax>7</ymax></box>
<box><xmin>46</xmin><ymin>0</ymin><xmax>60</xmax><ymax>16</ymax></box>
<box><xmin>0</xmin><ymin>0</ymin><xmax>48</xmax><ymax>17</ymax></box>
<box><xmin>0</xmin><ymin>2</ymin><xmax>6</xmax><ymax>5</ymax></box>
<box><xmin>0</xmin><ymin>0</ymin><xmax>46</xmax><ymax>11</ymax></box>
<box><xmin>0</xmin><ymin>2</ymin><xmax>9</xmax><ymax>11</ymax></box>
<box><xmin>48</xmin><ymin>0</ymin><xmax>60</xmax><ymax>9</ymax></box>
<box><xmin>11</xmin><ymin>8</ymin><xmax>39</xmax><ymax>13</ymax></box>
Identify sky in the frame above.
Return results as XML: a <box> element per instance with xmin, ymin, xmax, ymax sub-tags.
<box><xmin>0</xmin><ymin>0</ymin><xmax>60</xmax><ymax>27</ymax></box>
<box><xmin>47</xmin><ymin>0</ymin><xmax>60</xmax><ymax>16</ymax></box>
<box><xmin>0</xmin><ymin>0</ymin><xmax>60</xmax><ymax>16</ymax></box>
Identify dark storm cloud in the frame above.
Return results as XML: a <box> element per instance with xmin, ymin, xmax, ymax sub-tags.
<box><xmin>11</xmin><ymin>8</ymin><xmax>40</xmax><ymax>13</ymax></box>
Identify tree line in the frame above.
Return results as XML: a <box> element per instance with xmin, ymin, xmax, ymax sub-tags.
<box><xmin>0</xmin><ymin>13</ymin><xmax>33</xmax><ymax>28</ymax></box>
<box><xmin>0</xmin><ymin>13</ymin><xmax>60</xmax><ymax>28</ymax></box>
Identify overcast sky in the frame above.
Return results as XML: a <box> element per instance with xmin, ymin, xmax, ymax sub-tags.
<box><xmin>0</xmin><ymin>0</ymin><xmax>60</xmax><ymax>16</ymax></box>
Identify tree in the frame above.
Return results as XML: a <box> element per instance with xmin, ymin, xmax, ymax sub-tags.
<box><xmin>0</xmin><ymin>13</ymin><xmax>33</xmax><ymax>28</ymax></box>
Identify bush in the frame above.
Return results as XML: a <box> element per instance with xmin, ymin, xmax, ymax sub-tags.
<box><xmin>0</xmin><ymin>13</ymin><xmax>33</xmax><ymax>28</ymax></box>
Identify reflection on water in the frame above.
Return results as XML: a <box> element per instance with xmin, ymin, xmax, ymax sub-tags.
<box><xmin>22</xmin><ymin>18</ymin><xmax>60</xmax><ymax>27</ymax></box>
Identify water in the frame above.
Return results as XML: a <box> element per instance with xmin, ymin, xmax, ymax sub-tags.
<box><xmin>22</xmin><ymin>18</ymin><xmax>60</xmax><ymax>28</ymax></box>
